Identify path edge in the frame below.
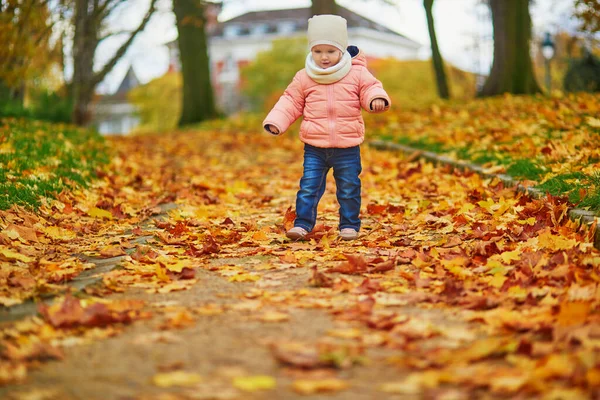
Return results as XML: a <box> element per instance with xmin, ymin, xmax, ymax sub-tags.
<box><xmin>369</xmin><ymin>140</ymin><xmax>600</xmax><ymax>250</ymax></box>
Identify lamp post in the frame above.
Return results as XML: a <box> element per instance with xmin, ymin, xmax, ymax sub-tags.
<box><xmin>541</xmin><ymin>32</ymin><xmax>555</xmax><ymax>93</ymax></box>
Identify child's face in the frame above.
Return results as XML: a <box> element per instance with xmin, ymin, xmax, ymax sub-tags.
<box><xmin>311</xmin><ymin>44</ymin><xmax>343</xmax><ymax>69</ymax></box>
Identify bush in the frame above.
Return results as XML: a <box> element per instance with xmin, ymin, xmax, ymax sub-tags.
<box><xmin>240</xmin><ymin>37</ymin><xmax>307</xmax><ymax>112</ymax></box>
<box><xmin>564</xmin><ymin>52</ymin><xmax>600</xmax><ymax>93</ymax></box>
<box><xmin>0</xmin><ymin>90</ymin><xmax>72</xmax><ymax>123</ymax></box>
<box><xmin>369</xmin><ymin>59</ymin><xmax>476</xmax><ymax>110</ymax></box>
<box><xmin>240</xmin><ymin>39</ymin><xmax>476</xmax><ymax>113</ymax></box>
<box><xmin>128</xmin><ymin>72</ymin><xmax>182</xmax><ymax>133</ymax></box>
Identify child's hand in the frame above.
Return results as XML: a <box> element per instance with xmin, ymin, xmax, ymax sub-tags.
<box><xmin>370</xmin><ymin>98</ymin><xmax>387</xmax><ymax>112</ymax></box>
<box><xmin>266</xmin><ymin>124</ymin><xmax>280</xmax><ymax>135</ymax></box>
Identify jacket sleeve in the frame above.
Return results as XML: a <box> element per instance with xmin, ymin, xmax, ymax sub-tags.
<box><xmin>359</xmin><ymin>67</ymin><xmax>391</xmax><ymax>113</ymax></box>
<box><xmin>262</xmin><ymin>72</ymin><xmax>305</xmax><ymax>135</ymax></box>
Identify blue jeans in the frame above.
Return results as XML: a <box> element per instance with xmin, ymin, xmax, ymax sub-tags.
<box><xmin>294</xmin><ymin>144</ymin><xmax>362</xmax><ymax>232</ymax></box>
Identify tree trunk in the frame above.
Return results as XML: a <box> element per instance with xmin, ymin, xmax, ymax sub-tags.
<box><xmin>173</xmin><ymin>0</ymin><xmax>217</xmax><ymax>126</ymax></box>
<box><xmin>71</xmin><ymin>0</ymin><xmax>97</xmax><ymax>125</ymax></box>
<box><xmin>480</xmin><ymin>0</ymin><xmax>541</xmax><ymax>96</ymax></box>
<box><xmin>424</xmin><ymin>0</ymin><xmax>450</xmax><ymax>99</ymax></box>
<box><xmin>71</xmin><ymin>0</ymin><xmax>157</xmax><ymax>126</ymax></box>
<box><xmin>311</xmin><ymin>0</ymin><xmax>338</xmax><ymax>15</ymax></box>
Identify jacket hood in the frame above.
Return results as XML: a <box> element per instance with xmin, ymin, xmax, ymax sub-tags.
<box><xmin>348</xmin><ymin>46</ymin><xmax>367</xmax><ymax>67</ymax></box>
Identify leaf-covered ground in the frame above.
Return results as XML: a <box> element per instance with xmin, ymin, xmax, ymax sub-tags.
<box><xmin>374</xmin><ymin>93</ymin><xmax>600</xmax><ymax>211</ymax></box>
<box><xmin>1</xmin><ymin>124</ymin><xmax>600</xmax><ymax>399</ymax></box>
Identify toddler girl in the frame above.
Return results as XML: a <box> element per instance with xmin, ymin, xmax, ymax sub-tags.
<box><xmin>263</xmin><ymin>14</ymin><xmax>390</xmax><ymax>241</ymax></box>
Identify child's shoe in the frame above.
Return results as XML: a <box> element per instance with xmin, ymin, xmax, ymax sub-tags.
<box><xmin>286</xmin><ymin>227</ymin><xmax>308</xmax><ymax>240</ymax></box>
<box><xmin>339</xmin><ymin>228</ymin><xmax>359</xmax><ymax>241</ymax></box>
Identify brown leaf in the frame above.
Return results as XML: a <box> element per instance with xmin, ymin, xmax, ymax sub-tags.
<box><xmin>309</xmin><ymin>266</ymin><xmax>334</xmax><ymax>288</ymax></box>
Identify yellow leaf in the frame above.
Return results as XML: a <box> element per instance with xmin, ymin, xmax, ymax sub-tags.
<box><xmin>458</xmin><ymin>203</ymin><xmax>475</xmax><ymax>214</ymax></box>
<box><xmin>477</xmin><ymin>199</ymin><xmax>496</xmax><ymax>214</ymax></box>
<box><xmin>292</xmin><ymin>379</ymin><xmax>348</xmax><ymax>395</ymax></box>
<box><xmin>42</xmin><ymin>226</ymin><xmax>77</xmax><ymax>240</ymax></box>
<box><xmin>160</xmin><ymin>258</ymin><xmax>190</xmax><ymax>273</ymax></box>
<box><xmin>4</xmin><ymin>229</ymin><xmax>19</xmax><ymax>240</ymax></box>
<box><xmin>88</xmin><ymin>207</ymin><xmax>113</xmax><ymax>219</ymax></box>
<box><xmin>537</xmin><ymin>230</ymin><xmax>577</xmax><ymax>251</ymax></box>
<box><xmin>232</xmin><ymin>375</ymin><xmax>276</xmax><ymax>392</ymax></box>
<box><xmin>500</xmin><ymin>250</ymin><xmax>520</xmax><ymax>264</ymax></box>
<box><xmin>0</xmin><ymin>247</ymin><xmax>33</xmax><ymax>263</ymax></box>
<box><xmin>586</xmin><ymin>116</ymin><xmax>600</xmax><ymax>128</ymax></box>
<box><xmin>327</xmin><ymin>328</ymin><xmax>363</xmax><ymax>339</ymax></box>
<box><xmin>152</xmin><ymin>371</ymin><xmax>202</xmax><ymax>387</ymax></box>
<box><xmin>379</xmin><ymin>371</ymin><xmax>440</xmax><ymax>394</ymax></box>
<box><xmin>228</xmin><ymin>274</ymin><xmax>260</xmax><ymax>282</ymax></box>
<box><xmin>252</xmin><ymin>231</ymin><xmax>268</xmax><ymax>241</ymax></box>
<box><xmin>517</xmin><ymin>217</ymin><xmax>536</xmax><ymax>226</ymax></box>
<box><xmin>489</xmin><ymin>274</ymin><xmax>507</xmax><ymax>288</ymax></box>
<box><xmin>258</xmin><ymin>311</ymin><xmax>289</xmax><ymax>322</ymax></box>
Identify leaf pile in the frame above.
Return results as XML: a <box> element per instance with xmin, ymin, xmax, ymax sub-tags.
<box><xmin>372</xmin><ymin>92</ymin><xmax>600</xmax><ymax>211</ymax></box>
<box><xmin>1</xmin><ymin>113</ymin><xmax>600</xmax><ymax>397</ymax></box>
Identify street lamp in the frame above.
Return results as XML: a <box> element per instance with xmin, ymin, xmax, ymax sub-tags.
<box><xmin>541</xmin><ymin>32</ymin><xmax>555</xmax><ymax>93</ymax></box>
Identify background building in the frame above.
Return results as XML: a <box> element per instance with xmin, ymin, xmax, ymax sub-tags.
<box><xmin>167</xmin><ymin>5</ymin><xmax>422</xmax><ymax>114</ymax></box>
<box><xmin>93</xmin><ymin>66</ymin><xmax>141</xmax><ymax>135</ymax></box>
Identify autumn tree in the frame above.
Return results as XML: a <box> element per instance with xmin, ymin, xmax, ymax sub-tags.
<box><xmin>173</xmin><ymin>0</ymin><xmax>217</xmax><ymax>126</ymax></box>
<box><xmin>0</xmin><ymin>0</ymin><xmax>58</xmax><ymax>104</ymax></box>
<box><xmin>423</xmin><ymin>0</ymin><xmax>449</xmax><ymax>99</ymax></box>
<box><xmin>574</xmin><ymin>0</ymin><xmax>600</xmax><ymax>33</ymax></box>
<box><xmin>71</xmin><ymin>0</ymin><xmax>157</xmax><ymax>126</ymax></box>
<box><xmin>311</xmin><ymin>0</ymin><xmax>338</xmax><ymax>15</ymax></box>
<box><xmin>479</xmin><ymin>0</ymin><xmax>541</xmax><ymax>96</ymax></box>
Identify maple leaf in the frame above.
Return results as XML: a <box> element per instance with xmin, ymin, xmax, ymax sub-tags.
<box><xmin>329</xmin><ymin>254</ymin><xmax>369</xmax><ymax>274</ymax></box>
<box><xmin>309</xmin><ymin>266</ymin><xmax>334</xmax><ymax>288</ymax></box>
<box><xmin>283</xmin><ymin>206</ymin><xmax>296</xmax><ymax>232</ymax></box>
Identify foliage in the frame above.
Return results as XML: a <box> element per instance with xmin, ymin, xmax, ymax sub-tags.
<box><xmin>563</xmin><ymin>51</ymin><xmax>600</xmax><ymax>93</ymax></box>
<box><xmin>0</xmin><ymin>90</ymin><xmax>73</xmax><ymax>123</ymax></box>
<box><xmin>241</xmin><ymin>38</ymin><xmax>475</xmax><ymax>113</ymax></box>
<box><xmin>374</xmin><ymin>92</ymin><xmax>600</xmax><ymax>211</ymax></box>
<box><xmin>240</xmin><ymin>37</ymin><xmax>307</xmax><ymax>112</ymax></box>
<box><xmin>0</xmin><ymin>0</ymin><xmax>59</xmax><ymax>97</ymax></box>
<box><xmin>0</xmin><ymin>118</ymin><xmax>109</xmax><ymax>210</ymax></box>
<box><xmin>574</xmin><ymin>0</ymin><xmax>600</xmax><ymax>33</ymax></box>
<box><xmin>128</xmin><ymin>72</ymin><xmax>182</xmax><ymax>133</ymax></box>
<box><xmin>368</xmin><ymin>59</ymin><xmax>476</xmax><ymax>109</ymax></box>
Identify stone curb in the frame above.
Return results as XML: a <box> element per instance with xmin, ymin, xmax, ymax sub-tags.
<box><xmin>369</xmin><ymin>140</ymin><xmax>600</xmax><ymax>250</ymax></box>
<box><xmin>0</xmin><ymin>202</ymin><xmax>179</xmax><ymax>323</ymax></box>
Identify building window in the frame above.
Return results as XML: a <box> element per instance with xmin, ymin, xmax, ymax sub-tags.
<box><xmin>224</xmin><ymin>25</ymin><xmax>241</xmax><ymax>38</ymax></box>
<box><xmin>252</xmin><ymin>23</ymin><xmax>268</xmax><ymax>36</ymax></box>
<box><xmin>278</xmin><ymin>21</ymin><xmax>296</xmax><ymax>34</ymax></box>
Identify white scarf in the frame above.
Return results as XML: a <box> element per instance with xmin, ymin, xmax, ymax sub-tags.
<box><xmin>305</xmin><ymin>51</ymin><xmax>352</xmax><ymax>84</ymax></box>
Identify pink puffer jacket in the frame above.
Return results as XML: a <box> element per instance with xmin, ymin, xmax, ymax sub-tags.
<box><xmin>263</xmin><ymin>47</ymin><xmax>391</xmax><ymax>148</ymax></box>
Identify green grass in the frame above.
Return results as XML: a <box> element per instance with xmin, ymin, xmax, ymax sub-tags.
<box><xmin>0</xmin><ymin>118</ymin><xmax>110</xmax><ymax>210</ymax></box>
<box><xmin>505</xmin><ymin>159</ymin><xmax>546</xmax><ymax>181</ymax></box>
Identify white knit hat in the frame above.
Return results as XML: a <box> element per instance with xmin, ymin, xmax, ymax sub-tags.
<box><xmin>307</xmin><ymin>15</ymin><xmax>348</xmax><ymax>52</ymax></box>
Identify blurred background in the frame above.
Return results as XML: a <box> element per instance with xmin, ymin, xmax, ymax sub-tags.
<box><xmin>1</xmin><ymin>0</ymin><xmax>599</xmax><ymax>135</ymax></box>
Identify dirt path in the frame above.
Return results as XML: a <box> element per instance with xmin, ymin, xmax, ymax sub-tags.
<box><xmin>1</xmin><ymin>129</ymin><xmax>599</xmax><ymax>399</ymax></box>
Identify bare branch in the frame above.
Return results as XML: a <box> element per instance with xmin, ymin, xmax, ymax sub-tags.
<box><xmin>97</xmin><ymin>29</ymin><xmax>129</xmax><ymax>43</ymax></box>
<box><xmin>92</xmin><ymin>0</ymin><xmax>158</xmax><ymax>86</ymax></box>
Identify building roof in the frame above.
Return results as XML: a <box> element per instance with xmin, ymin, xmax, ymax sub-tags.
<box><xmin>115</xmin><ymin>66</ymin><xmax>140</xmax><ymax>95</ymax></box>
<box><xmin>213</xmin><ymin>6</ymin><xmax>417</xmax><ymax>43</ymax></box>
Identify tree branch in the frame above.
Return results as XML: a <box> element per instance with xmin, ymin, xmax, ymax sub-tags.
<box><xmin>97</xmin><ymin>29</ymin><xmax>130</xmax><ymax>43</ymax></box>
<box><xmin>92</xmin><ymin>0</ymin><xmax>158</xmax><ymax>86</ymax></box>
